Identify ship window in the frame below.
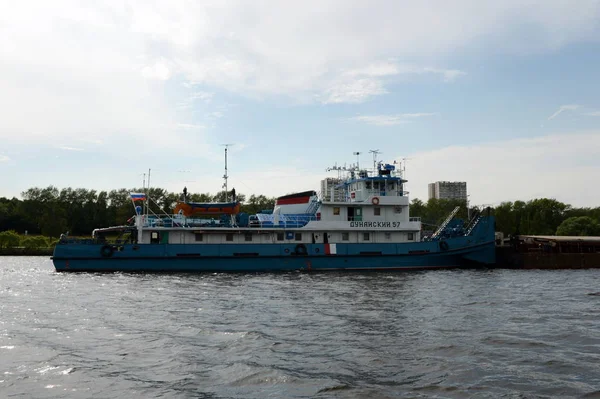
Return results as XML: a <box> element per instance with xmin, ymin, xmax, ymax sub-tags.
<box><xmin>245</xmin><ymin>233</ymin><xmax>252</xmax><ymax>242</ymax></box>
<box><xmin>374</xmin><ymin>207</ymin><xmax>381</xmax><ymax>216</ymax></box>
<box><xmin>342</xmin><ymin>232</ymin><xmax>349</xmax><ymax>241</ymax></box>
<box><xmin>226</xmin><ymin>233</ymin><xmax>234</xmax><ymax>242</ymax></box>
<box><xmin>366</xmin><ymin>182</ymin><xmax>372</xmax><ymax>189</ymax></box>
<box><xmin>195</xmin><ymin>233</ymin><xmax>203</xmax><ymax>242</ymax></box>
<box><xmin>363</xmin><ymin>232</ymin><xmax>370</xmax><ymax>241</ymax></box>
<box><xmin>333</xmin><ymin>207</ymin><xmax>340</xmax><ymax>215</ymax></box>
<box><xmin>385</xmin><ymin>232</ymin><xmax>391</xmax><ymax>240</ymax></box>
<box><xmin>394</xmin><ymin>206</ymin><xmax>402</xmax><ymax>214</ymax></box>
<box><xmin>151</xmin><ymin>231</ymin><xmax>159</xmax><ymax>244</ymax></box>
<box><xmin>408</xmin><ymin>233</ymin><xmax>414</xmax><ymax>241</ymax></box>
<box><xmin>277</xmin><ymin>232</ymin><xmax>284</xmax><ymax>241</ymax></box>
<box><xmin>295</xmin><ymin>233</ymin><xmax>302</xmax><ymax>241</ymax></box>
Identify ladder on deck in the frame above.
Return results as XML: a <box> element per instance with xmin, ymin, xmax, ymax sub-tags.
<box><xmin>431</xmin><ymin>206</ymin><xmax>461</xmax><ymax>239</ymax></box>
<box><xmin>305</xmin><ymin>200</ymin><xmax>320</xmax><ymax>215</ymax></box>
<box><xmin>465</xmin><ymin>210</ymin><xmax>482</xmax><ymax>236</ymax></box>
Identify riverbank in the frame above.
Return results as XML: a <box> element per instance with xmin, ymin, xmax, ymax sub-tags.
<box><xmin>0</xmin><ymin>248</ymin><xmax>53</xmax><ymax>256</ymax></box>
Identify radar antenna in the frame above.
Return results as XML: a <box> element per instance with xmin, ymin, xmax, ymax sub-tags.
<box><xmin>369</xmin><ymin>149</ymin><xmax>381</xmax><ymax>171</ymax></box>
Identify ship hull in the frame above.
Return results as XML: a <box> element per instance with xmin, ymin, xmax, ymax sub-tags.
<box><xmin>52</xmin><ymin>238</ymin><xmax>495</xmax><ymax>273</ymax></box>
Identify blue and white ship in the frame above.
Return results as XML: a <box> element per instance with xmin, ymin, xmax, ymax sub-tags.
<box><xmin>52</xmin><ymin>159</ymin><xmax>495</xmax><ymax>272</ymax></box>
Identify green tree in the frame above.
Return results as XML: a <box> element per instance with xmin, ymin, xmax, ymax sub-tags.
<box><xmin>493</xmin><ymin>202</ymin><xmax>517</xmax><ymax>235</ymax></box>
<box><xmin>556</xmin><ymin>216</ymin><xmax>600</xmax><ymax>236</ymax></box>
<box><xmin>0</xmin><ymin>230</ymin><xmax>21</xmax><ymax>248</ymax></box>
<box><xmin>21</xmin><ymin>236</ymin><xmax>50</xmax><ymax>249</ymax></box>
<box><xmin>409</xmin><ymin>198</ymin><xmax>425</xmax><ymax>219</ymax></box>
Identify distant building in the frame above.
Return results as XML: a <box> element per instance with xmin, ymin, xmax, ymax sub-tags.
<box><xmin>321</xmin><ymin>177</ymin><xmax>345</xmax><ymax>202</ymax></box>
<box><xmin>428</xmin><ymin>181</ymin><xmax>467</xmax><ymax>201</ymax></box>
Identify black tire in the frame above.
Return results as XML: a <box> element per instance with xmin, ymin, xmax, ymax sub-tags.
<box><xmin>439</xmin><ymin>241</ymin><xmax>449</xmax><ymax>251</ymax></box>
<box><xmin>100</xmin><ymin>245</ymin><xmax>114</xmax><ymax>258</ymax></box>
<box><xmin>295</xmin><ymin>244</ymin><xmax>308</xmax><ymax>256</ymax></box>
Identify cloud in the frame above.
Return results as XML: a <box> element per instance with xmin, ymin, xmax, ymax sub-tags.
<box><xmin>317</xmin><ymin>64</ymin><xmax>466</xmax><ymax>104</ymax></box>
<box><xmin>58</xmin><ymin>146</ymin><xmax>84</xmax><ymax>151</ymax></box>
<box><xmin>141</xmin><ymin>61</ymin><xmax>171</xmax><ymax>81</ymax></box>
<box><xmin>18</xmin><ymin>0</ymin><xmax>585</xmax><ymax>107</ymax></box>
<box><xmin>177</xmin><ymin>123</ymin><xmax>206</xmax><ymax>130</ymax></box>
<box><xmin>584</xmin><ymin>111</ymin><xmax>600</xmax><ymax>116</ymax></box>
<box><xmin>349</xmin><ymin>113</ymin><xmax>437</xmax><ymax>126</ymax></box>
<box><xmin>404</xmin><ymin>131</ymin><xmax>600</xmax><ymax>207</ymax></box>
<box><xmin>0</xmin><ymin>155</ymin><xmax>10</xmax><ymax>162</ymax></box>
<box><xmin>321</xmin><ymin>79</ymin><xmax>388</xmax><ymax>104</ymax></box>
<box><xmin>548</xmin><ymin>104</ymin><xmax>580</xmax><ymax>120</ymax></box>
<box><xmin>0</xmin><ymin>0</ymin><xmax>599</xmax><ymax>155</ymax></box>
<box><xmin>423</xmin><ymin>68</ymin><xmax>467</xmax><ymax>82</ymax></box>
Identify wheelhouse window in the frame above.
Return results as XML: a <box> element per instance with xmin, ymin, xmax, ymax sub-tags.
<box><xmin>363</xmin><ymin>232</ymin><xmax>370</xmax><ymax>241</ymax></box>
<box><xmin>295</xmin><ymin>233</ymin><xmax>302</xmax><ymax>241</ymax></box>
<box><xmin>277</xmin><ymin>232</ymin><xmax>284</xmax><ymax>241</ymax></box>
<box><xmin>226</xmin><ymin>233</ymin><xmax>234</xmax><ymax>242</ymax></box>
<box><xmin>408</xmin><ymin>233</ymin><xmax>414</xmax><ymax>241</ymax></box>
<box><xmin>244</xmin><ymin>233</ymin><xmax>252</xmax><ymax>242</ymax></box>
<box><xmin>374</xmin><ymin>207</ymin><xmax>381</xmax><ymax>216</ymax></box>
<box><xmin>342</xmin><ymin>232</ymin><xmax>349</xmax><ymax>241</ymax></box>
<box><xmin>195</xmin><ymin>233</ymin><xmax>203</xmax><ymax>242</ymax></box>
<box><xmin>333</xmin><ymin>207</ymin><xmax>340</xmax><ymax>216</ymax></box>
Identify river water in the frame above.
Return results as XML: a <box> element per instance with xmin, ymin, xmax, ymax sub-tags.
<box><xmin>1</xmin><ymin>257</ymin><xmax>599</xmax><ymax>398</ymax></box>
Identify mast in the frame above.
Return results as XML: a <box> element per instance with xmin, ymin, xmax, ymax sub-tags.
<box><xmin>353</xmin><ymin>151</ymin><xmax>361</xmax><ymax>171</ymax></box>
<box><xmin>221</xmin><ymin>144</ymin><xmax>233</xmax><ymax>201</ymax></box>
<box><xmin>146</xmin><ymin>168</ymin><xmax>151</xmax><ymax>217</ymax></box>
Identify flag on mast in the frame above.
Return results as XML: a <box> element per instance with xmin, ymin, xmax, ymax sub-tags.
<box><xmin>130</xmin><ymin>193</ymin><xmax>146</xmax><ymax>201</ymax></box>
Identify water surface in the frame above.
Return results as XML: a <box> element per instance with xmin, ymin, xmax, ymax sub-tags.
<box><xmin>1</xmin><ymin>257</ymin><xmax>599</xmax><ymax>398</ymax></box>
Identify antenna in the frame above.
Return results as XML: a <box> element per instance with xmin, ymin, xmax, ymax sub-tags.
<box><xmin>326</xmin><ymin>162</ymin><xmax>347</xmax><ymax>179</ymax></box>
<box><xmin>353</xmin><ymin>151</ymin><xmax>361</xmax><ymax>170</ymax></box>
<box><xmin>221</xmin><ymin>144</ymin><xmax>233</xmax><ymax>201</ymax></box>
<box><xmin>401</xmin><ymin>157</ymin><xmax>411</xmax><ymax>179</ymax></box>
<box><xmin>369</xmin><ymin>149</ymin><xmax>381</xmax><ymax>171</ymax></box>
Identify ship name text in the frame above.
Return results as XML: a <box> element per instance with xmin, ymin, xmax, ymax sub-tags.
<box><xmin>349</xmin><ymin>221</ymin><xmax>401</xmax><ymax>228</ymax></box>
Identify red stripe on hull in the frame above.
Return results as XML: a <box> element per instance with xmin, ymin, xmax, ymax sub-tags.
<box><xmin>276</xmin><ymin>196</ymin><xmax>311</xmax><ymax>205</ymax></box>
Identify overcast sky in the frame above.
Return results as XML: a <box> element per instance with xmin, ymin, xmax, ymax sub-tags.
<box><xmin>1</xmin><ymin>1</ymin><xmax>599</xmax><ymax>207</ymax></box>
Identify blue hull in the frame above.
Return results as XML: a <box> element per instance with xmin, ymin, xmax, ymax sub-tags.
<box><xmin>52</xmin><ymin>237</ymin><xmax>495</xmax><ymax>273</ymax></box>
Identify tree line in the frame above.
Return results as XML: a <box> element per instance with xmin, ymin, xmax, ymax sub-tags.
<box><xmin>0</xmin><ymin>186</ymin><xmax>599</xmax><ymax>241</ymax></box>
<box><xmin>0</xmin><ymin>186</ymin><xmax>274</xmax><ymax>238</ymax></box>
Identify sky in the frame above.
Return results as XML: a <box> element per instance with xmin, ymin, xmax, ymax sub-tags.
<box><xmin>1</xmin><ymin>0</ymin><xmax>600</xmax><ymax>208</ymax></box>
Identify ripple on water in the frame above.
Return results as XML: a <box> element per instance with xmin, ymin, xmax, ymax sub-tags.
<box><xmin>0</xmin><ymin>258</ymin><xmax>599</xmax><ymax>398</ymax></box>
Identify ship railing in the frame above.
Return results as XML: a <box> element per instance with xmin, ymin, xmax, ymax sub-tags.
<box><xmin>252</xmin><ymin>214</ymin><xmax>319</xmax><ymax>228</ymax></box>
<box><xmin>326</xmin><ymin>190</ymin><xmax>409</xmax><ymax>203</ymax></box>
<box><xmin>58</xmin><ymin>236</ymin><xmax>135</xmax><ymax>245</ymax></box>
<box><xmin>356</xmin><ymin>189</ymin><xmax>407</xmax><ymax>198</ymax></box>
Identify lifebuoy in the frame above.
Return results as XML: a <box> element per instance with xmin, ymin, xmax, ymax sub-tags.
<box><xmin>372</xmin><ymin>197</ymin><xmax>380</xmax><ymax>205</ymax></box>
<box><xmin>439</xmin><ymin>241</ymin><xmax>449</xmax><ymax>251</ymax></box>
<box><xmin>315</xmin><ymin>247</ymin><xmax>320</xmax><ymax>253</ymax></box>
<box><xmin>100</xmin><ymin>245</ymin><xmax>114</xmax><ymax>258</ymax></box>
<box><xmin>294</xmin><ymin>244</ymin><xmax>308</xmax><ymax>256</ymax></box>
